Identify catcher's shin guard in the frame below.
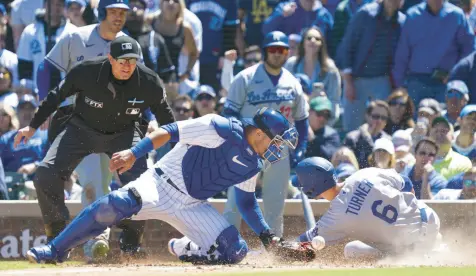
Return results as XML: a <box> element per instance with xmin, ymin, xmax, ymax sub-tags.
<box><xmin>50</xmin><ymin>188</ymin><xmax>142</xmax><ymax>255</ymax></box>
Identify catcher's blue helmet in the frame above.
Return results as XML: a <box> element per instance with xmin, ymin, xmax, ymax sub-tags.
<box><xmin>242</xmin><ymin>107</ymin><xmax>298</xmax><ymax>168</ymax></box>
<box><xmin>262</xmin><ymin>31</ymin><xmax>289</xmax><ymax>49</ymax></box>
<box><xmin>293</xmin><ymin>157</ymin><xmax>337</xmax><ymax>199</ymax></box>
<box><xmin>98</xmin><ymin>0</ymin><xmax>130</xmax><ymax>21</ymax></box>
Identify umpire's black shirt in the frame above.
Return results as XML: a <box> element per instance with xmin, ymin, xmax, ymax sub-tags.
<box><xmin>30</xmin><ymin>57</ymin><xmax>175</xmax><ymax>134</ymax></box>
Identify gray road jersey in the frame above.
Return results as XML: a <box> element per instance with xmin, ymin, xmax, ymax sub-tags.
<box><xmin>46</xmin><ymin>24</ymin><xmax>127</xmax><ymax>73</ymax></box>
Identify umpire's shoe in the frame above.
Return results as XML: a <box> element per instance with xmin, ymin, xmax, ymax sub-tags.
<box><xmin>26</xmin><ymin>244</ymin><xmax>69</xmax><ymax>264</ymax></box>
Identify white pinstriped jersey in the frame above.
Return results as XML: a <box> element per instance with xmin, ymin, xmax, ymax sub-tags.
<box><xmin>224</xmin><ymin>63</ymin><xmax>309</xmax><ymax>122</ymax></box>
<box><xmin>304</xmin><ymin>168</ymin><xmax>439</xmax><ymax>250</ymax></box>
<box><xmin>155</xmin><ymin>114</ymin><xmax>258</xmax><ymax>197</ymax></box>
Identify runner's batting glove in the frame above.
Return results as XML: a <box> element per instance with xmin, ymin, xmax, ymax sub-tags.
<box><xmin>259</xmin><ymin>229</ymin><xmax>282</xmax><ymax>250</ymax></box>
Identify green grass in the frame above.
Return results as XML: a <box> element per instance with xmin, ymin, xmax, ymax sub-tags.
<box><xmin>0</xmin><ymin>261</ymin><xmax>475</xmax><ymax>275</ymax></box>
<box><xmin>211</xmin><ymin>267</ymin><xmax>476</xmax><ymax>276</ymax></box>
<box><xmin>0</xmin><ymin>260</ymin><xmax>82</xmax><ymax>271</ymax></box>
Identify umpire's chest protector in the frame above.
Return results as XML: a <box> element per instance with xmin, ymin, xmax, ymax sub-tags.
<box><xmin>182</xmin><ymin>117</ymin><xmax>262</xmax><ymax>200</ymax></box>
<box><xmin>72</xmin><ymin>59</ymin><xmax>159</xmax><ymax>133</ymax></box>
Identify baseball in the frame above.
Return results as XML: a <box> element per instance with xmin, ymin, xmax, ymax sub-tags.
<box><xmin>311</xmin><ymin>236</ymin><xmax>325</xmax><ymax>251</ymax></box>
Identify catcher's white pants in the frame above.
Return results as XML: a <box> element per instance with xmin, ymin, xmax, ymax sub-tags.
<box><xmin>124</xmin><ymin>168</ymin><xmax>231</xmax><ymax>251</ymax></box>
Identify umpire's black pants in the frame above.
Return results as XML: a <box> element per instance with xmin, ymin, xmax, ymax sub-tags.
<box><xmin>34</xmin><ymin>116</ymin><xmax>147</xmax><ymax>226</ymax></box>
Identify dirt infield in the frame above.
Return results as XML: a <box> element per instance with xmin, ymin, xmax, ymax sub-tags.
<box><xmin>3</xmin><ymin>234</ymin><xmax>476</xmax><ymax>276</ymax></box>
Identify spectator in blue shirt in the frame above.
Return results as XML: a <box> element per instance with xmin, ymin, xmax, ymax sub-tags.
<box><xmin>262</xmin><ymin>0</ymin><xmax>334</xmax><ymax>43</ymax></box>
<box><xmin>442</xmin><ymin>80</ymin><xmax>470</xmax><ymax>127</ymax></box>
<box><xmin>392</xmin><ymin>0</ymin><xmax>475</xmax><ymax>106</ymax></box>
<box><xmin>337</xmin><ymin>0</ymin><xmax>406</xmax><ymax>132</ymax></box>
<box><xmin>448</xmin><ymin>51</ymin><xmax>476</xmax><ymax>104</ymax></box>
<box><xmin>400</xmin><ymin>137</ymin><xmax>448</xmax><ymax>199</ymax></box>
<box><xmin>239</xmin><ymin>0</ymin><xmax>287</xmax><ymax>47</ymax></box>
<box><xmin>0</xmin><ymin>95</ymin><xmax>48</xmax><ymax>178</ymax></box>
<box><xmin>0</xmin><ymin>158</ymin><xmax>8</xmax><ymax>200</ymax></box>
<box><xmin>452</xmin><ymin>105</ymin><xmax>476</xmax><ymax>160</ymax></box>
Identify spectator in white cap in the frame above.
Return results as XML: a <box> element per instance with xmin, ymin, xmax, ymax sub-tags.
<box><xmin>392</xmin><ymin>129</ymin><xmax>415</xmax><ymax>172</ymax></box>
<box><xmin>442</xmin><ymin>80</ymin><xmax>470</xmax><ymax>128</ymax></box>
<box><xmin>66</xmin><ymin>0</ymin><xmax>87</xmax><ymax>27</ymax></box>
<box><xmin>417</xmin><ymin>98</ymin><xmax>441</xmax><ymax>125</ymax></box>
<box><xmin>193</xmin><ymin>84</ymin><xmax>216</xmax><ymax>118</ymax></box>
<box><xmin>368</xmin><ymin>138</ymin><xmax>396</xmax><ymax>169</ymax></box>
<box><xmin>452</xmin><ymin>105</ymin><xmax>476</xmax><ymax>161</ymax></box>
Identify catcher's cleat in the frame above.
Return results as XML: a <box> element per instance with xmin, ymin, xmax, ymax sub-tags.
<box><xmin>168</xmin><ymin>237</ymin><xmax>220</xmax><ymax>264</ymax></box>
<box><xmin>26</xmin><ymin>244</ymin><xmax>69</xmax><ymax>264</ymax></box>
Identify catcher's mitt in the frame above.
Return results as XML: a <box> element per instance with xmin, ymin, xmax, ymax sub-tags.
<box><xmin>270</xmin><ymin>241</ymin><xmax>317</xmax><ymax>262</ymax></box>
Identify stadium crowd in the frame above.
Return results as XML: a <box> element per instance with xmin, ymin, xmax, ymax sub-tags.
<box><xmin>0</xmin><ymin>0</ymin><xmax>475</xmax><ymax>231</ymax></box>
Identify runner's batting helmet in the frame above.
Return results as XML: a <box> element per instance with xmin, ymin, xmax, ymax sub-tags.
<box><xmin>98</xmin><ymin>0</ymin><xmax>130</xmax><ymax>21</ymax></box>
<box><xmin>293</xmin><ymin>157</ymin><xmax>337</xmax><ymax>199</ymax></box>
<box><xmin>262</xmin><ymin>31</ymin><xmax>289</xmax><ymax>49</ymax></box>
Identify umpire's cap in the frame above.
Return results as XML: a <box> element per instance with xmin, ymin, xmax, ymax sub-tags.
<box><xmin>293</xmin><ymin>157</ymin><xmax>337</xmax><ymax>199</ymax></box>
<box><xmin>98</xmin><ymin>0</ymin><xmax>130</xmax><ymax>21</ymax></box>
<box><xmin>262</xmin><ymin>31</ymin><xmax>289</xmax><ymax>49</ymax></box>
<box><xmin>110</xmin><ymin>36</ymin><xmax>141</xmax><ymax>59</ymax></box>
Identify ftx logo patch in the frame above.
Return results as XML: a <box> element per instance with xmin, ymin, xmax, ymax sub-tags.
<box><xmin>85</xmin><ymin>96</ymin><xmax>103</xmax><ymax>108</ymax></box>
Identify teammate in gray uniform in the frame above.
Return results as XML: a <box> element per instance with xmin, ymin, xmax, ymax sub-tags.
<box><xmin>223</xmin><ymin>31</ymin><xmax>309</xmax><ymax>237</ymax></box>
<box><xmin>294</xmin><ymin>157</ymin><xmax>442</xmax><ymax>259</ymax></box>
<box><xmin>36</xmin><ymin>0</ymin><xmax>148</xmax><ymax>262</ymax></box>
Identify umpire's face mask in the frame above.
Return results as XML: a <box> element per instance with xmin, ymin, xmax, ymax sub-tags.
<box><xmin>262</xmin><ymin>128</ymin><xmax>298</xmax><ymax>170</ymax></box>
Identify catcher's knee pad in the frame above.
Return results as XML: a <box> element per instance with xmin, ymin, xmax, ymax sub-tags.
<box><xmin>95</xmin><ymin>188</ymin><xmax>142</xmax><ymax>225</ymax></box>
<box><xmin>214</xmin><ymin>226</ymin><xmax>248</xmax><ymax>264</ymax></box>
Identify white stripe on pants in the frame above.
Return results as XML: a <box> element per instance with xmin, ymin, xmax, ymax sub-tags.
<box><xmin>122</xmin><ymin>169</ymin><xmax>231</xmax><ymax>251</ymax></box>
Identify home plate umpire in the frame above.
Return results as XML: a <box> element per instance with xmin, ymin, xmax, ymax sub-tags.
<box><xmin>14</xmin><ymin>35</ymin><xmax>175</xmax><ymax>261</ymax></box>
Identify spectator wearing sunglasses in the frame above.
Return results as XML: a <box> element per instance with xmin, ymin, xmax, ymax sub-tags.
<box><xmin>452</xmin><ymin>105</ymin><xmax>476</xmax><ymax>161</ymax></box>
<box><xmin>305</xmin><ymin>96</ymin><xmax>340</xmax><ymax>160</ymax></box>
<box><xmin>0</xmin><ymin>66</ymin><xmax>17</xmax><ymax>108</ymax></box>
<box><xmin>193</xmin><ymin>84</ymin><xmax>217</xmax><ymax>118</ymax></box>
<box><xmin>344</xmin><ymin>100</ymin><xmax>391</xmax><ymax>168</ymax></box>
<box><xmin>285</xmin><ymin>26</ymin><xmax>341</xmax><ymax>122</ymax></box>
<box><xmin>172</xmin><ymin>94</ymin><xmax>194</xmax><ymax>121</ymax></box>
<box><xmin>430</xmin><ymin>116</ymin><xmax>472</xmax><ymax>180</ymax></box>
<box><xmin>433</xmin><ymin>167</ymin><xmax>476</xmax><ymax>200</ymax></box>
<box><xmin>400</xmin><ymin>137</ymin><xmax>447</xmax><ymax>199</ymax></box>
<box><xmin>384</xmin><ymin>88</ymin><xmax>415</xmax><ymax>135</ymax></box>
<box><xmin>442</xmin><ymin>80</ymin><xmax>469</xmax><ymax>128</ymax></box>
